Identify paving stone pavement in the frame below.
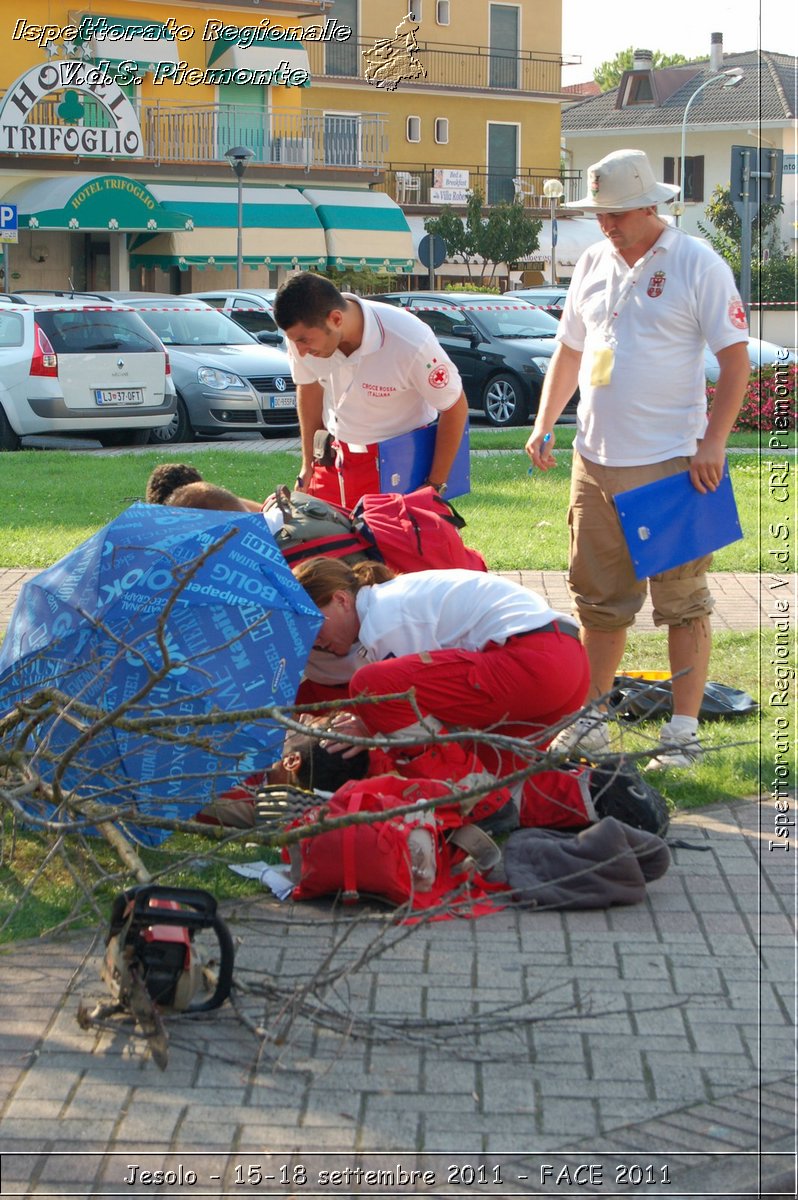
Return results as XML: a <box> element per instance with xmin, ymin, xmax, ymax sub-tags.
<box><xmin>0</xmin><ymin>798</ymin><xmax>794</xmax><ymax>1198</ymax></box>
<box><xmin>0</xmin><ymin>568</ymin><xmax>774</xmax><ymax>640</ymax></box>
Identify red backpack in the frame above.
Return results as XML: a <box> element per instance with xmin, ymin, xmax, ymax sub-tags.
<box><xmin>352</xmin><ymin>486</ymin><xmax>488</xmax><ymax>574</ymax></box>
<box><xmin>283</xmin><ymin>774</ymin><xmax>503</xmax><ymax>912</ymax></box>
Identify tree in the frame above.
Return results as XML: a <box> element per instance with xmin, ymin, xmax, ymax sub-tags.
<box><xmin>698</xmin><ymin>182</ymin><xmax>793</xmax><ymax>302</ymax></box>
<box><xmin>594</xmin><ymin>47</ymin><xmax>690</xmax><ymax>91</ymax></box>
<box><xmin>481</xmin><ymin>201</ymin><xmax>542</xmax><ymax>286</ymax></box>
<box><xmin>424</xmin><ymin>196</ymin><xmax>482</xmax><ymax>280</ymax></box>
<box><xmin>425</xmin><ymin>190</ymin><xmax>541</xmax><ymax>285</ymax></box>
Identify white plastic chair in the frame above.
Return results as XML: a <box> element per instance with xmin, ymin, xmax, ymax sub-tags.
<box><xmin>513</xmin><ymin>176</ymin><xmax>535</xmax><ymax>203</ymax></box>
<box><xmin>396</xmin><ymin>171</ymin><xmax>422</xmax><ymax>203</ymax></box>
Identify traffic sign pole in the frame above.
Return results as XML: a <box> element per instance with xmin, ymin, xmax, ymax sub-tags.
<box><xmin>730</xmin><ymin>145</ymin><xmax>784</xmax><ymax>322</ymax></box>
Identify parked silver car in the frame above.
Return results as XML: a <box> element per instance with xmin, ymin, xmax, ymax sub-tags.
<box><xmin>0</xmin><ymin>294</ymin><xmax>174</xmax><ymax>451</ymax></box>
<box><xmin>704</xmin><ymin>337</ymin><xmax>796</xmax><ymax>382</ymax></box>
<box><xmin>184</xmin><ymin>288</ymin><xmax>282</xmax><ymax>343</ymax></box>
<box><xmin>103</xmin><ymin>295</ymin><xmax>297</xmax><ymax>444</ymax></box>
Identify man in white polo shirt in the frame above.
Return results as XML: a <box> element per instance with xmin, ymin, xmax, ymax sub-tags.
<box><xmin>524</xmin><ymin>148</ymin><xmax>750</xmax><ymax>769</ymax></box>
<box><xmin>274</xmin><ymin>272</ymin><xmax>468</xmax><ymax>508</ymax></box>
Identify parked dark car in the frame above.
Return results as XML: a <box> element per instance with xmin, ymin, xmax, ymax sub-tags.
<box><xmin>371</xmin><ymin>291</ymin><xmax>576</xmax><ymax>426</ymax></box>
<box><xmin>506</xmin><ymin>285</ymin><xmax>570</xmax><ymax>319</ymax></box>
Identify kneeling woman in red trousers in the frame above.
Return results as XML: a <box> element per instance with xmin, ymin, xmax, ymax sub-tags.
<box><xmin>293</xmin><ymin>558</ymin><xmax>589</xmax><ymax>743</ymax></box>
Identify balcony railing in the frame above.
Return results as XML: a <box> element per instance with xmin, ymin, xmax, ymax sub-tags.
<box><xmin>378</xmin><ymin>167</ymin><xmax>584</xmax><ymax>208</ymax></box>
<box><xmin>0</xmin><ymin>98</ymin><xmax>387</xmax><ymax>171</ymax></box>
<box><xmin>305</xmin><ymin>39</ymin><xmax>566</xmax><ymax>95</ymax></box>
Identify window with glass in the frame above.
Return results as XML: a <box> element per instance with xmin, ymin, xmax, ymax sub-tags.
<box><xmin>326</xmin><ymin>0</ymin><xmax>359</xmax><ymax>76</ymax></box>
<box><xmin>664</xmin><ymin>155</ymin><xmax>705</xmax><ymax>203</ymax></box>
<box><xmin>489</xmin><ymin>5</ymin><xmax>519</xmax><ymax>89</ymax></box>
<box><xmin>487</xmin><ymin>123</ymin><xmax>518</xmax><ymax>204</ymax></box>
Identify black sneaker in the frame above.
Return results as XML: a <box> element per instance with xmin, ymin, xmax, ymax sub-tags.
<box><xmin>588</xmin><ymin>758</ymin><xmax>670</xmax><ymax>836</ymax></box>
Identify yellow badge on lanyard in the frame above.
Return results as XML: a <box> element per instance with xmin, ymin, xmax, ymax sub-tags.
<box><xmin>590</xmin><ymin>345</ymin><xmax>615</xmax><ymax>387</ymax></box>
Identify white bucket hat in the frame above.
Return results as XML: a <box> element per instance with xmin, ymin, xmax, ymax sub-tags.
<box><xmin>566</xmin><ymin>149</ymin><xmax>681</xmax><ymax>211</ymax></box>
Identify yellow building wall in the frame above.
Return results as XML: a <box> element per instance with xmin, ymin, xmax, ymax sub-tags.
<box><xmin>1</xmin><ymin>1</ymin><xmax>307</xmax><ymax>113</ymax></box>
<box><xmin>307</xmin><ymin>0</ymin><xmax>564</xmax><ymax>178</ymax></box>
<box><xmin>355</xmin><ymin>0</ymin><xmax>561</xmax><ymax>57</ymax></box>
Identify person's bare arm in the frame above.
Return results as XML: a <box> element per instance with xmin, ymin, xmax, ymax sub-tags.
<box><xmin>690</xmin><ymin>342</ymin><xmax>750</xmax><ymax>493</ymax></box>
<box><xmin>296</xmin><ymin>381</ymin><xmax>325</xmax><ymax>489</ymax></box>
<box><xmin>426</xmin><ymin>392</ymin><xmax>469</xmax><ymax>488</ymax></box>
<box><xmin>524</xmin><ymin>343</ymin><xmax>582</xmax><ymax>470</ymax></box>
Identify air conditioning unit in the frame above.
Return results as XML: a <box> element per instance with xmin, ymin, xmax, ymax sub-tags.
<box><xmin>271</xmin><ymin>138</ymin><xmax>313</xmax><ymax>165</ymax></box>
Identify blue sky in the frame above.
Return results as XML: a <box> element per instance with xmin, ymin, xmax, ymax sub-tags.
<box><xmin>561</xmin><ymin>0</ymin><xmax>796</xmax><ymax>85</ymax></box>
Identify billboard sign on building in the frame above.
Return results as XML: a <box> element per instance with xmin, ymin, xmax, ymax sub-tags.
<box><xmin>430</xmin><ymin>168</ymin><xmax>470</xmax><ymax>205</ymax></box>
<box><xmin>0</xmin><ymin>61</ymin><xmax>144</xmax><ymax>157</ymax></box>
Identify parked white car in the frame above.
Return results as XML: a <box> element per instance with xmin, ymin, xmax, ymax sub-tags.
<box><xmin>0</xmin><ymin>295</ymin><xmax>175</xmax><ymax>451</ymax></box>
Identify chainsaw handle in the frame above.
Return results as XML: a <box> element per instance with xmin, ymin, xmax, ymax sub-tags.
<box><xmin>187</xmin><ymin>912</ymin><xmax>235</xmax><ymax>1013</ymax></box>
<box><xmin>107</xmin><ymin>885</ymin><xmax>219</xmax><ymax>940</ymax></box>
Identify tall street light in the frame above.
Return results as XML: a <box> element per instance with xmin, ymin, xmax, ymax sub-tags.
<box><xmin>675</xmin><ymin>68</ymin><xmax>743</xmax><ymax>228</ymax></box>
<box><xmin>225</xmin><ymin>146</ymin><xmax>254</xmax><ymax>287</ymax></box>
<box><xmin>543</xmin><ymin>177</ymin><xmax>565</xmax><ymax>284</ymax></box>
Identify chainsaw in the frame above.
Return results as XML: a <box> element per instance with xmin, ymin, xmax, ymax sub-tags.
<box><xmin>79</xmin><ymin>885</ymin><xmax>235</xmax><ymax>1069</ymax></box>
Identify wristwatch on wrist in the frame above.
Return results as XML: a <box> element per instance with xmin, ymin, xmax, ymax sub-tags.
<box><xmin>424</xmin><ymin>478</ymin><xmax>448</xmax><ymax>496</ymax></box>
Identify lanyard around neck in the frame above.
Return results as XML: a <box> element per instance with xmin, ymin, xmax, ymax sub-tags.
<box><xmin>600</xmin><ymin>244</ymin><xmax>663</xmax><ymax>346</ymax></box>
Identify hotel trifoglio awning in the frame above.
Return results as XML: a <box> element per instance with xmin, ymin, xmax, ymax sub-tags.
<box><xmin>1</xmin><ymin>174</ymin><xmax>192</xmax><ymax>232</ymax></box>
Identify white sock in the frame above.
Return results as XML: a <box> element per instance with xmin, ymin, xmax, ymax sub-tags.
<box><xmin>666</xmin><ymin>715</ymin><xmax>699</xmax><ymax>737</ymax></box>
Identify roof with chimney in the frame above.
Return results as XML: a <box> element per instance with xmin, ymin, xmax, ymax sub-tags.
<box><xmin>562</xmin><ymin>43</ymin><xmax>796</xmax><ymax>132</ymax></box>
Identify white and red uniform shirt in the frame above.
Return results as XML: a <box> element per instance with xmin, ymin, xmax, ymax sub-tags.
<box><xmin>558</xmin><ymin>226</ymin><xmax>748</xmax><ymax>467</ymax></box>
<box><xmin>354</xmin><ymin>569</ymin><xmax>575</xmax><ymax>661</ymax></box>
<box><xmin>286</xmin><ymin>296</ymin><xmax>463</xmax><ymax>446</ymax></box>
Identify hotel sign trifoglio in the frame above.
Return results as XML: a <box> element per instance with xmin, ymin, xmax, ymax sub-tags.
<box><xmin>0</xmin><ymin>60</ymin><xmax>144</xmax><ymax>156</ymax></box>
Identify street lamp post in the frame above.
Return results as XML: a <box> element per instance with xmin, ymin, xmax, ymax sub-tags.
<box><xmin>225</xmin><ymin>146</ymin><xmax>254</xmax><ymax>287</ymax></box>
<box><xmin>542</xmin><ymin>178</ymin><xmax>565</xmax><ymax>285</ymax></box>
<box><xmin>676</xmin><ymin>68</ymin><xmax>743</xmax><ymax>228</ymax></box>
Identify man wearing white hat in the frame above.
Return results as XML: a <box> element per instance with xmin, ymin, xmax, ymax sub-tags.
<box><xmin>525</xmin><ymin>149</ymin><xmax>751</xmax><ymax>768</ymax></box>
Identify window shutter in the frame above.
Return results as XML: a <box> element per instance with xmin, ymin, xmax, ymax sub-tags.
<box><xmin>691</xmin><ymin>156</ymin><xmax>705</xmax><ymax>203</ymax></box>
<box><xmin>663</xmin><ymin>157</ymin><xmax>675</xmax><ymax>185</ymax></box>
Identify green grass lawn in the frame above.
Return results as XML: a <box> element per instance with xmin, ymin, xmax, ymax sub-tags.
<box><xmin>0</xmin><ymin>445</ymin><xmax>769</xmax><ymax>572</ymax></box>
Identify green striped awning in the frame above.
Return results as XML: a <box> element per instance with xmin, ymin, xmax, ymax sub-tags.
<box><xmin>129</xmin><ymin>183</ymin><xmax>327</xmax><ymax>268</ymax></box>
<box><xmin>300</xmin><ymin>188</ymin><xmax>416</xmax><ymax>272</ymax></box>
<box><xmin>2</xmin><ymin>174</ymin><xmax>192</xmax><ymax>232</ymax></box>
<box><xmin>206</xmin><ymin>29</ymin><xmax>311</xmax><ymax>85</ymax></box>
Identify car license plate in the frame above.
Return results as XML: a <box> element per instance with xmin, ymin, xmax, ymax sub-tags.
<box><xmin>95</xmin><ymin>388</ymin><xmax>144</xmax><ymax>406</ymax></box>
<box><xmin>267</xmin><ymin>394</ymin><xmax>296</xmax><ymax>410</ymax></box>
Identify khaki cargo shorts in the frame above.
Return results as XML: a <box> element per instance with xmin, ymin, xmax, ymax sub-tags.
<box><xmin>568</xmin><ymin>453</ymin><xmax>715</xmax><ymax>631</ymax></box>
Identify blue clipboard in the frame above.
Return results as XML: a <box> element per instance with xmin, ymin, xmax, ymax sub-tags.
<box><xmin>614</xmin><ymin>462</ymin><xmax>743</xmax><ymax>580</ymax></box>
<box><xmin>378</xmin><ymin>422</ymin><xmax>471</xmax><ymax>499</ymax></box>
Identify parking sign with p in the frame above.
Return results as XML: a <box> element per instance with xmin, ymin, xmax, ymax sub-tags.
<box><xmin>0</xmin><ymin>203</ymin><xmax>18</xmax><ymax>243</ymax></box>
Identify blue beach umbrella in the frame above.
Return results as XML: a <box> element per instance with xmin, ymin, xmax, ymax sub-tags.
<box><xmin>0</xmin><ymin>504</ymin><xmax>322</xmax><ymax>844</ymax></box>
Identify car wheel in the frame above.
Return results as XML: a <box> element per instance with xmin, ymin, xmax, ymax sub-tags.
<box><xmin>482</xmin><ymin>373</ymin><xmax>527</xmax><ymax>426</ymax></box>
<box><xmin>148</xmin><ymin>394</ymin><xmax>193</xmax><ymax>445</ymax></box>
<box><xmin>0</xmin><ymin>405</ymin><xmax>21</xmax><ymax>451</ymax></box>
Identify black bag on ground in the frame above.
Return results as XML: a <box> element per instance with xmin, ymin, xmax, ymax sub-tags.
<box><xmin>610</xmin><ymin>675</ymin><xmax>758</xmax><ymax>722</ymax></box>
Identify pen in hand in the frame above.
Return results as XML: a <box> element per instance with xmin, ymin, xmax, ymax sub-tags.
<box><xmin>528</xmin><ymin>432</ymin><xmax>551</xmax><ymax>474</ymax></box>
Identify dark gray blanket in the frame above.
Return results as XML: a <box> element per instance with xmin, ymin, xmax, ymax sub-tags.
<box><xmin>503</xmin><ymin>817</ymin><xmax>671</xmax><ymax>909</ymax></box>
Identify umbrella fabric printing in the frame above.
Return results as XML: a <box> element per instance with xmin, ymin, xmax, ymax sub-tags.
<box><xmin>0</xmin><ymin>503</ymin><xmax>322</xmax><ymax>845</ymax></box>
